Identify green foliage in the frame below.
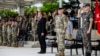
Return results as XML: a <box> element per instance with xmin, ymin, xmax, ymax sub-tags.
<box><xmin>0</xmin><ymin>6</ymin><xmax>37</xmax><ymax>17</ymax></box>
<box><xmin>40</xmin><ymin>1</ymin><xmax>59</xmax><ymax>12</ymax></box>
<box><xmin>0</xmin><ymin>10</ymin><xmax>4</xmax><ymax>16</ymax></box>
<box><xmin>24</xmin><ymin>6</ymin><xmax>37</xmax><ymax>15</ymax></box>
<box><xmin>0</xmin><ymin>9</ymin><xmax>18</xmax><ymax>17</ymax></box>
<box><xmin>0</xmin><ymin>0</ymin><xmax>81</xmax><ymax>17</ymax></box>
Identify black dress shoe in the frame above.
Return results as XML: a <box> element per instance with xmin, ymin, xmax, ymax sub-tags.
<box><xmin>38</xmin><ymin>52</ymin><xmax>46</xmax><ymax>54</ymax></box>
<box><xmin>38</xmin><ymin>51</ymin><xmax>41</xmax><ymax>53</ymax></box>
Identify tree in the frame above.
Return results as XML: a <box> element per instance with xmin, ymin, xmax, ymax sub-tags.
<box><xmin>0</xmin><ymin>9</ymin><xmax>18</xmax><ymax>17</ymax></box>
<box><xmin>24</xmin><ymin>6</ymin><xmax>37</xmax><ymax>16</ymax></box>
<box><xmin>40</xmin><ymin>1</ymin><xmax>59</xmax><ymax>12</ymax></box>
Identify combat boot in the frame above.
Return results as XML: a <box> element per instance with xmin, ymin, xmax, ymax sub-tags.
<box><xmin>56</xmin><ymin>51</ymin><xmax>64</xmax><ymax>56</ymax></box>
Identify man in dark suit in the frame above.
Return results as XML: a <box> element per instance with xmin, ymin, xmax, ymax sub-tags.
<box><xmin>36</xmin><ymin>11</ymin><xmax>47</xmax><ymax>54</ymax></box>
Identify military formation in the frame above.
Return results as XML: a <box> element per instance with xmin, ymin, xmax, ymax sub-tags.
<box><xmin>0</xmin><ymin>16</ymin><xmax>37</xmax><ymax>47</ymax></box>
<box><xmin>0</xmin><ymin>19</ymin><xmax>18</xmax><ymax>47</ymax></box>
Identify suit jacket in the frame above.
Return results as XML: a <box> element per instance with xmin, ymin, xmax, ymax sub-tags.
<box><xmin>37</xmin><ymin>17</ymin><xmax>47</xmax><ymax>35</ymax></box>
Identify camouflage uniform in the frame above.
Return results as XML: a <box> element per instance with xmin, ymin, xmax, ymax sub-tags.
<box><xmin>54</xmin><ymin>14</ymin><xmax>67</xmax><ymax>56</ymax></box>
<box><xmin>7</xmin><ymin>24</ymin><xmax>12</xmax><ymax>46</ymax></box>
<box><xmin>81</xmin><ymin>11</ymin><xmax>93</xmax><ymax>55</ymax></box>
<box><xmin>2</xmin><ymin>23</ymin><xmax>7</xmax><ymax>46</ymax></box>
<box><xmin>11</xmin><ymin>22</ymin><xmax>18</xmax><ymax>47</ymax></box>
<box><xmin>31</xmin><ymin>18</ymin><xmax>37</xmax><ymax>41</ymax></box>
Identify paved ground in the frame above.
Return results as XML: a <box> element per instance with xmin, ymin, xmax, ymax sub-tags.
<box><xmin>0</xmin><ymin>30</ymin><xmax>100</xmax><ymax>56</ymax></box>
<box><xmin>0</xmin><ymin>46</ymin><xmax>100</xmax><ymax>56</ymax></box>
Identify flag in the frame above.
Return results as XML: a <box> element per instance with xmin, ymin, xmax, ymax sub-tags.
<box><xmin>97</xmin><ymin>22</ymin><xmax>100</xmax><ymax>36</ymax></box>
<box><xmin>94</xmin><ymin>0</ymin><xmax>100</xmax><ymax>23</ymax></box>
<box><xmin>94</xmin><ymin>0</ymin><xmax>100</xmax><ymax>35</ymax></box>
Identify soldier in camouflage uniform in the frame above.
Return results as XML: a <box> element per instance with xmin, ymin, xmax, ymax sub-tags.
<box><xmin>11</xmin><ymin>21</ymin><xmax>18</xmax><ymax>47</ymax></box>
<box><xmin>80</xmin><ymin>4</ymin><xmax>93</xmax><ymax>56</ymax></box>
<box><xmin>2</xmin><ymin>20</ymin><xmax>7</xmax><ymax>46</ymax></box>
<box><xmin>7</xmin><ymin>21</ymin><xmax>12</xmax><ymax>46</ymax></box>
<box><xmin>30</xmin><ymin>17</ymin><xmax>37</xmax><ymax>41</ymax></box>
<box><xmin>54</xmin><ymin>8</ymin><xmax>68</xmax><ymax>56</ymax></box>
